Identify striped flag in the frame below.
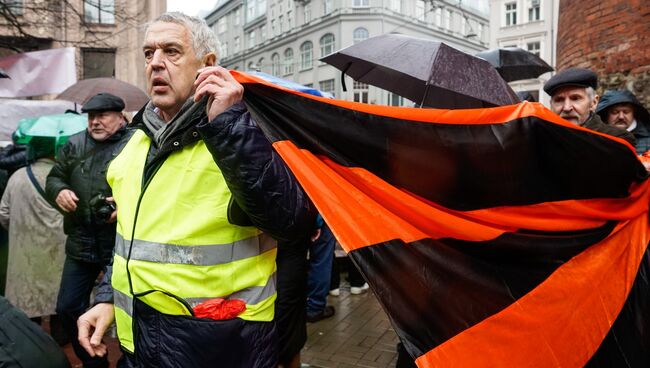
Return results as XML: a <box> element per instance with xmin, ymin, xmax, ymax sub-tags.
<box><xmin>235</xmin><ymin>71</ymin><xmax>650</xmax><ymax>367</ymax></box>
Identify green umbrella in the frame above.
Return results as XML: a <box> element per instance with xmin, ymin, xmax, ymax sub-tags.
<box><xmin>15</xmin><ymin>113</ymin><xmax>87</xmax><ymax>158</ymax></box>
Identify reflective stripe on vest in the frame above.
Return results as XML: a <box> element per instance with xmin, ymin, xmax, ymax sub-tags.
<box><xmin>107</xmin><ymin>130</ymin><xmax>277</xmax><ymax>353</ymax></box>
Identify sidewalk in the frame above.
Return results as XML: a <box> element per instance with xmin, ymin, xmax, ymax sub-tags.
<box><xmin>302</xmin><ymin>284</ymin><xmax>399</xmax><ymax>368</ymax></box>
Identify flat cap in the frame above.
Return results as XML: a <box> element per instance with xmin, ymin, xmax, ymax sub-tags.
<box><xmin>81</xmin><ymin>93</ymin><xmax>125</xmax><ymax>113</ymax></box>
<box><xmin>543</xmin><ymin>68</ymin><xmax>598</xmax><ymax>95</ymax></box>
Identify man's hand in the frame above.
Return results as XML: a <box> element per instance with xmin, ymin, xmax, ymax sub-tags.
<box><xmin>106</xmin><ymin>196</ymin><xmax>117</xmax><ymax>223</ymax></box>
<box><xmin>55</xmin><ymin>189</ymin><xmax>79</xmax><ymax>212</ymax></box>
<box><xmin>194</xmin><ymin>66</ymin><xmax>244</xmax><ymax>122</ymax></box>
<box><xmin>78</xmin><ymin>303</ymin><xmax>115</xmax><ymax>358</ymax></box>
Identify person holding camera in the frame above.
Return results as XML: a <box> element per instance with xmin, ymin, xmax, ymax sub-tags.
<box><xmin>45</xmin><ymin>93</ymin><xmax>130</xmax><ymax>368</ymax></box>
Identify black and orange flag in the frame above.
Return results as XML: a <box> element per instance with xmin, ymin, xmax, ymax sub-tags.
<box><xmin>234</xmin><ymin>71</ymin><xmax>650</xmax><ymax>367</ymax></box>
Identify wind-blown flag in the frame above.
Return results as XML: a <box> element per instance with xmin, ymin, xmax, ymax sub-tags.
<box><xmin>233</xmin><ymin>71</ymin><xmax>650</xmax><ymax>367</ymax></box>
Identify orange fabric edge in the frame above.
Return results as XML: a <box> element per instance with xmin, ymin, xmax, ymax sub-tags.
<box><xmin>234</xmin><ymin>70</ymin><xmax>636</xmax><ymax>151</ymax></box>
<box><xmin>415</xmin><ymin>215</ymin><xmax>650</xmax><ymax>367</ymax></box>
<box><xmin>272</xmin><ymin>140</ymin><xmax>649</xmax><ymax>252</ymax></box>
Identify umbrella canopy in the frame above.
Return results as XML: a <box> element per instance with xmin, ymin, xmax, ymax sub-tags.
<box><xmin>57</xmin><ymin>77</ymin><xmax>149</xmax><ymax>111</ymax></box>
<box><xmin>321</xmin><ymin>34</ymin><xmax>519</xmax><ymax>109</ymax></box>
<box><xmin>15</xmin><ymin>113</ymin><xmax>87</xmax><ymax>154</ymax></box>
<box><xmin>248</xmin><ymin>71</ymin><xmax>333</xmax><ymax>98</ymax></box>
<box><xmin>476</xmin><ymin>47</ymin><xmax>554</xmax><ymax>82</ymax></box>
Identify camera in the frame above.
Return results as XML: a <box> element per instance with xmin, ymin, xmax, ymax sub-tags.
<box><xmin>89</xmin><ymin>194</ymin><xmax>116</xmax><ymax>222</ymax></box>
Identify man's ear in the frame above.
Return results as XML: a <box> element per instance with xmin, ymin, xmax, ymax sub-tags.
<box><xmin>591</xmin><ymin>94</ymin><xmax>600</xmax><ymax>112</ymax></box>
<box><xmin>202</xmin><ymin>53</ymin><xmax>217</xmax><ymax>67</ymax></box>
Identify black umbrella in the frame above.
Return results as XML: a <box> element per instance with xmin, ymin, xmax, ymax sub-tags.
<box><xmin>320</xmin><ymin>34</ymin><xmax>519</xmax><ymax>109</ymax></box>
<box><xmin>476</xmin><ymin>47</ymin><xmax>553</xmax><ymax>82</ymax></box>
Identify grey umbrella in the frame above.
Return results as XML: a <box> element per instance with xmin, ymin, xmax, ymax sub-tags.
<box><xmin>57</xmin><ymin>77</ymin><xmax>149</xmax><ymax>111</ymax></box>
<box><xmin>476</xmin><ymin>47</ymin><xmax>553</xmax><ymax>82</ymax></box>
<box><xmin>320</xmin><ymin>34</ymin><xmax>519</xmax><ymax>109</ymax></box>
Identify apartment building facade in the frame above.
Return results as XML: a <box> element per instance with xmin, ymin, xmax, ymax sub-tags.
<box><xmin>205</xmin><ymin>0</ymin><xmax>490</xmax><ymax>105</ymax></box>
<box><xmin>0</xmin><ymin>0</ymin><xmax>166</xmax><ymax>91</ymax></box>
<box><xmin>488</xmin><ymin>0</ymin><xmax>559</xmax><ymax>104</ymax></box>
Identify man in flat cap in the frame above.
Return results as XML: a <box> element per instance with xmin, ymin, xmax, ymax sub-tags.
<box><xmin>597</xmin><ymin>90</ymin><xmax>650</xmax><ymax>154</ymax></box>
<box><xmin>46</xmin><ymin>92</ymin><xmax>130</xmax><ymax>368</ymax></box>
<box><xmin>544</xmin><ymin>68</ymin><xmax>635</xmax><ymax>145</ymax></box>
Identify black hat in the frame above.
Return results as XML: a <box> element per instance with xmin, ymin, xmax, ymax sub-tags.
<box><xmin>81</xmin><ymin>93</ymin><xmax>125</xmax><ymax>113</ymax></box>
<box><xmin>543</xmin><ymin>68</ymin><xmax>598</xmax><ymax>96</ymax></box>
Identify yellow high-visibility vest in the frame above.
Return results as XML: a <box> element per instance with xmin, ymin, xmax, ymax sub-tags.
<box><xmin>107</xmin><ymin>130</ymin><xmax>277</xmax><ymax>353</ymax></box>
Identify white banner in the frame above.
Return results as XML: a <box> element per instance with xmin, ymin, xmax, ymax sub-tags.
<box><xmin>0</xmin><ymin>47</ymin><xmax>77</xmax><ymax>98</ymax></box>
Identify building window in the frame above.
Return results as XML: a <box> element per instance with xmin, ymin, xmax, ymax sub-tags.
<box><xmin>353</xmin><ymin>0</ymin><xmax>369</xmax><ymax>7</ymax></box>
<box><xmin>271</xmin><ymin>19</ymin><xmax>276</xmax><ymax>35</ymax></box>
<box><xmin>279</xmin><ymin>15</ymin><xmax>284</xmax><ymax>33</ymax></box>
<box><xmin>248</xmin><ymin>30</ymin><xmax>255</xmax><ymax>48</ymax></box>
<box><xmin>388</xmin><ymin>0</ymin><xmax>400</xmax><ymax>12</ymax></box>
<box><xmin>258</xmin><ymin>57</ymin><xmax>265</xmax><ymax>72</ymax></box>
<box><xmin>234</xmin><ymin>37</ymin><xmax>241</xmax><ymax>53</ymax></box>
<box><xmin>319</xmin><ymin>79</ymin><xmax>335</xmax><ymax>97</ymax></box>
<box><xmin>434</xmin><ymin>7</ymin><xmax>442</xmax><ymax>26</ymax></box>
<box><xmin>388</xmin><ymin>92</ymin><xmax>403</xmax><ymax>106</ymax></box>
<box><xmin>444</xmin><ymin>9</ymin><xmax>451</xmax><ymax>29</ymax></box>
<box><xmin>2</xmin><ymin>0</ymin><xmax>23</xmax><ymax>15</ymax></box>
<box><xmin>287</xmin><ymin>10</ymin><xmax>292</xmax><ymax>28</ymax></box>
<box><xmin>505</xmin><ymin>2</ymin><xmax>517</xmax><ymax>26</ymax></box>
<box><xmin>217</xmin><ymin>17</ymin><xmax>227</xmax><ymax>34</ymax></box>
<box><xmin>320</xmin><ymin>33</ymin><xmax>335</xmax><ymax>58</ymax></box>
<box><xmin>529</xmin><ymin>0</ymin><xmax>540</xmax><ymax>21</ymax></box>
<box><xmin>284</xmin><ymin>48</ymin><xmax>294</xmax><ymax>75</ymax></box>
<box><xmin>246</xmin><ymin>0</ymin><xmax>255</xmax><ymax>21</ymax></box>
<box><xmin>256</xmin><ymin>0</ymin><xmax>266</xmax><ymax>17</ymax></box>
<box><xmin>304</xmin><ymin>4</ymin><xmax>311</xmax><ymax>23</ymax></box>
<box><xmin>248</xmin><ymin>61</ymin><xmax>256</xmax><ymax>71</ymax></box>
<box><xmin>261</xmin><ymin>25</ymin><xmax>266</xmax><ymax>41</ymax></box>
<box><xmin>221</xmin><ymin>42</ymin><xmax>228</xmax><ymax>58</ymax></box>
<box><xmin>353</xmin><ymin>27</ymin><xmax>369</xmax><ymax>44</ymax></box>
<box><xmin>84</xmin><ymin>0</ymin><xmax>115</xmax><ymax>24</ymax></box>
<box><xmin>271</xmin><ymin>53</ymin><xmax>281</xmax><ymax>76</ymax></box>
<box><xmin>83</xmin><ymin>49</ymin><xmax>115</xmax><ymax>78</ymax></box>
<box><xmin>234</xmin><ymin>7</ymin><xmax>240</xmax><ymax>25</ymax></box>
<box><xmin>527</xmin><ymin>41</ymin><xmax>540</xmax><ymax>56</ymax></box>
<box><xmin>353</xmin><ymin>81</ymin><xmax>368</xmax><ymax>103</ymax></box>
<box><xmin>300</xmin><ymin>41</ymin><xmax>313</xmax><ymax>70</ymax></box>
<box><xmin>415</xmin><ymin>0</ymin><xmax>425</xmax><ymax>20</ymax></box>
<box><xmin>324</xmin><ymin>0</ymin><xmax>333</xmax><ymax>14</ymax></box>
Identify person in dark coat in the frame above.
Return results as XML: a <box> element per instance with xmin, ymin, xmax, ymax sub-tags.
<box><xmin>543</xmin><ymin>68</ymin><xmax>636</xmax><ymax>146</ymax></box>
<box><xmin>76</xmin><ymin>12</ymin><xmax>314</xmax><ymax>368</ymax></box>
<box><xmin>596</xmin><ymin>90</ymin><xmax>650</xmax><ymax>154</ymax></box>
<box><xmin>45</xmin><ymin>93</ymin><xmax>130</xmax><ymax>368</ymax></box>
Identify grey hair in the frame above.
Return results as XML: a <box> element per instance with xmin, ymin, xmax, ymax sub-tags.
<box><xmin>146</xmin><ymin>12</ymin><xmax>220</xmax><ymax>60</ymax></box>
<box><xmin>585</xmin><ymin>86</ymin><xmax>595</xmax><ymax>101</ymax></box>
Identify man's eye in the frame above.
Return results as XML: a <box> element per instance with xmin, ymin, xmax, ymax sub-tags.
<box><xmin>144</xmin><ymin>50</ymin><xmax>153</xmax><ymax>60</ymax></box>
<box><xmin>166</xmin><ymin>48</ymin><xmax>179</xmax><ymax>55</ymax></box>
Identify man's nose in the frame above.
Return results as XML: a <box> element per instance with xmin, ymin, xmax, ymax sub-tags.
<box><xmin>562</xmin><ymin>100</ymin><xmax>573</xmax><ymax>112</ymax></box>
<box><xmin>150</xmin><ymin>49</ymin><xmax>165</xmax><ymax>69</ymax></box>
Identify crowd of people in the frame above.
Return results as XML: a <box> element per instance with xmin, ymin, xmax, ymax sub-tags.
<box><xmin>0</xmin><ymin>10</ymin><xmax>648</xmax><ymax>368</ymax></box>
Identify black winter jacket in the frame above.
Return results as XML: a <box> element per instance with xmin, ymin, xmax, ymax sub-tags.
<box><xmin>596</xmin><ymin>90</ymin><xmax>650</xmax><ymax>154</ymax></box>
<box><xmin>46</xmin><ymin>126</ymin><xmax>131</xmax><ymax>263</ymax></box>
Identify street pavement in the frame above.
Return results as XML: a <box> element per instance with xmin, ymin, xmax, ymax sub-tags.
<box><xmin>57</xmin><ymin>282</ymin><xmax>399</xmax><ymax>368</ymax></box>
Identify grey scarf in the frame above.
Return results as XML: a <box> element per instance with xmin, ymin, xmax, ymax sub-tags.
<box><xmin>142</xmin><ymin>97</ymin><xmax>205</xmax><ymax>147</ymax></box>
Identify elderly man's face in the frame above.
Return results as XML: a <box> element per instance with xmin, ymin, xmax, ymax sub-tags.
<box><xmin>607</xmin><ymin>103</ymin><xmax>635</xmax><ymax>130</ymax></box>
<box><xmin>550</xmin><ymin>86</ymin><xmax>598</xmax><ymax>125</ymax></box>
<box><xmin>143</xmin><ymin>22</ymin><xmax>203</xmax><ymax>121</ymax></box>
<box><xmin>87</xmin><ymin>111</ymin><xmax>124</xmax><ymax>141</ymax></box>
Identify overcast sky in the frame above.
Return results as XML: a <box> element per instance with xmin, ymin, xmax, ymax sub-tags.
<box><xmin>166</xmin><ymin>0</ymin><xmax>218</xmax><ymax>17</ymax></box>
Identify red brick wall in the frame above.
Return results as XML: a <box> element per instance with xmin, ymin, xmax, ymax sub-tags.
<box><xmin>557</xmin><ymin>0</ymin><xmax>650</xmax><ymax>108</ymax></box>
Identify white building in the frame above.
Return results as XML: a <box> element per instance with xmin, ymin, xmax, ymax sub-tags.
<box><xmin>205</xmin><ymin>0</ymin><xmax>490</xmax><ymax>106</ymax></box>
<box><xmin>488</xmin><ymin>0</ymin><xmax>559</xmax><ymax>105</ymax></box>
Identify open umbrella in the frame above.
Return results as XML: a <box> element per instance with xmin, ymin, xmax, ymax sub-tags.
<box><xmin>320</xmin><ymin>34</ymin><xmax>519</xmax><ymax>109</ymax></box>
<box><xmin>476</xmin><ymin>47</ymin><xmax>554</xmax><ymax>82</ymax></box>
<box><xmin>57</xmin><ymin>77</ymin><xmax>149</xmax><ymax>111</ymax></box>
<box><xmin>14</xmin><ymin>113</ymin><xmax>87</xmax><ymax>155</ymax></box>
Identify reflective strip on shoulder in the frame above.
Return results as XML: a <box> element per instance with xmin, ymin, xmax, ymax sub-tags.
<box><xmin>114</xmin><ymin>233</ymin><xmax>277</xmax><ymax>266</ymax></box>
<box><xmin>111</xmin><ymin>272</ymin><xmax>276</xmax><ymax>317</ymax></box>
